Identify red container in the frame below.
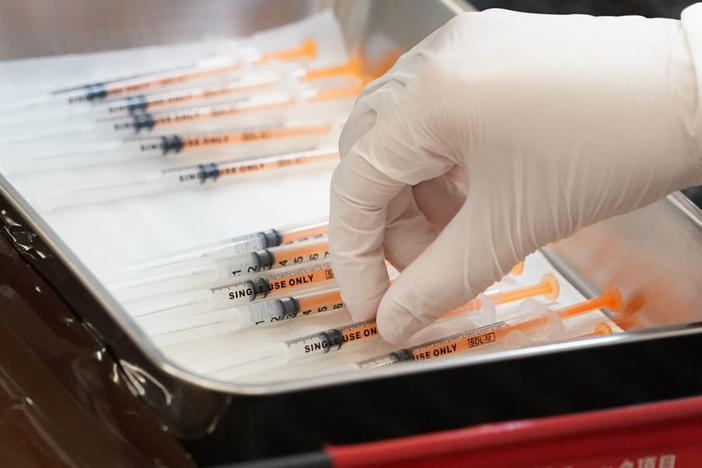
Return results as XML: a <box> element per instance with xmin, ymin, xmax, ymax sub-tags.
<box><xmin>328</xmin><ymin>395</ymin><xmax>702</xmax><ymax>467</ymax></box>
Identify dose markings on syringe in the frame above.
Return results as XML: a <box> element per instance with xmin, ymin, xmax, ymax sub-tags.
<box><xmin>280</xmin><ymin>223</ymin><xmax>328</xmax><ymax>244</ymax></box>
<box><xmin>97</xmin><ymin>39</ymin><xmax>316</xmax><ymax>99</ymax></box>
<box><xmin>134</xmin><ymin>74</ymin><xmax>279</xmax><ymax>111</ymax></box>
<box><xmin>134</xmin><ymin>123</ymin><xmax>331</xmax><ymax>158</ymax></box>
<box><xmin>179</xmin><ymin>125</ymin><xmax>328</xmax><ymax>150</ymax></box>
<box><xmin>409</xmin><ymin>322</ymin><xmax>505</xmax><ymax>360</ymax></box>
<box><xmin>228</xmin><ymin>241</ymin><xmax>330</xmax><ymax>276</ymax></box>
<box><xmin>210</xmin><ymin>265</ymin><xmax>335</xmax><ymax>308</ymax></box>
<box><xmin>296</xmin><ymin>289</ymin><xmax>344</xmax><ymax>316</ymax></box>
<box><xmin>272</xmin><ymin>242</ymin><xmax>330</xmax><ymax>268</ymax></box>
<box><xmin>154</xmin><ymin>94</ymin><xmax>294</xmax><ymax>127</ymax></box>
<box><xmin>204</xmin><ymin>151</ymin><xmax>337</xmax><ymax>181</ymax></box>
<box><xmin>287</xmin><ymin>321</ymin><xmax>379</xmax><ymax>360</ymax></box>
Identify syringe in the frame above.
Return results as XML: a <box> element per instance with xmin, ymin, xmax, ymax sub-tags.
<box><xmin>205</xmin><ymin>319</ymin><xmax>385</xmax><ymax>378</ymax></box>
<box><xmin>2</xmin><ymin>120</ymin><xmax>334</xmax><ymax>173</ymax></box>
<box><xmin>439</xmin><ymin>273</ymin><xmax>560</xmax><ymax>319</ymax></box>
<box><xmin>354</xmin><ymin>286</ymin><xmax>623</xmax><ymax>370</ymax></box>
<box><xmin>150</xmin><ymin>275</ymin><xmax>560</xmax><ymax>345</ymax></box>
<box><xmin>1</xmin><ymin>77</ymin><xmax>364</xmax><ymax>143</ymax></box>
<box><xmin>0</xmin><ymin>55</ymin><xmax>362</xmax><ymax>131</ymax></box>
<box><xmin>104</xmin><ymin>56</ymin><xmax>360</xmax><ymax>115</ymax></box>
<box><xmin>90</xmin><ymin>56</ymin><xmax>364</xmax><ymax>120</ymax></box>
<box><xmin>36</xmin><ymin>147</ymin><xmax>339</xmax><ymax>211</ymax></box>
<box><xmin>111</xmin><ymin>237</ymin><xmax>331</xmax><ymax>298</ymax></box>
<box><xmin>143</xmin><ymin>284</ymin><xmax>351</xmax><ymax>342</ymax></box>
<box><xmin>1</xmin><ymin>38</ymin><xmax>318</xmax><ymax>117</ymax></box>
<box><xmin>121</xmin><ymin>218</ymin><xmax>328</xmax><ymax>273</ymax></box>
<box><xmin>125</xmin><ymin>261</ymin><xmax>336</xmax><ymax>318</ymax></box>
<box><xmin>203</xmin><ymin>278</ymin><xmax>562</xmax><ymax>378</ymax></box>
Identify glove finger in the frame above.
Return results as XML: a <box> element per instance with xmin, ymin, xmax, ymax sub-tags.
<box><xmin>338</xmin><ymin>96</ymin><xmax>377</xmax><ymax>159</ymax></box>
<box><xmin>376</xmin><ymin>196</ymin><xmax>520</xmax><ymax>344</ymax></box>
<box><xmin>383</xmin><ymin>187</ymin><xmax>437</xmax><ymax>271</ymax></box>
<box><xmin>329</xmin><ymin>152</ymin><xmax>405</xmax><ymax>321</ymax></box>
<box><xmin>332</xmin><ymin>81</ymin><xmax>456</xmax><ymax>321</ymax></box>
<box><xmin>338</xmin><ymin>50</ymin><xmax>429</xmax><ymax>159</ymax></box>
<box><xmin>412</xmin><ymin>174</ymin><xmax>466</xmax><ymax>232</ymax></box>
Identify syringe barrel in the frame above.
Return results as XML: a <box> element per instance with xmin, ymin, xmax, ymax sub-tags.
<box><xmin>1</xmin><ymin>138</ymin><xmax>161</xmax><ymax>175</ymax></box>
<box><xmin>150</xmin><ymin>297</ymin><xmax>297</xmax><ymax>345</ymax></box>
<box><xmin>233</xmin><ymin>286</ymin><xmax>343</xmax><ymax>330</ymax></box>
<box><xmin>278</xmin><ymin>218</ymin><xmax>328</xmax><ymax>244</ymax></box>
<box><xmin>209</xmin><ymin>263</ymin><xmax>335</xmax><ymax>310</ymax></box>
<box><xmin>235</xmin><ymin>297</ymin><xmax>300</xmax><ymax>328</ymax></box>
<box><xmin>285</xmin><ymin>320</ymin><xmax>379</xmax><ymax>362</ymax></box>
<box><xmin>120</xmin><ymin>233</ymin><xmax>269</xmax><ymax>275</ymax></box>
<box><xmin>138</xmin><ymin>306</ymin><xmax>243</xmax><ymax>337</ymax></box>
<box><xmin>122</xmin><ymin>219</ymin><xmax>325</xmax><ymax>274</ymax></box>
<box><xmin>109</xmin><ymin>257</ymin><xmax>232</xmax><ymax>300</ymax></box>
<box><xmin>357</xmin><ymin>349</ymin><xmax>413</xmax><ymax>369</ymax></box>
<box><xmin>106</xmin><ymin>70</ymin><xmax>285</xmax><ymax>116</ymax></box>
<box><xmin>295</xmin><ymin>288</ymin><xmax>344</xmax><ymax>316</ymax></box>
<box><xmin>126</xmin><ymin>289</ymin><xmax>213</xmax><ymax>318</ymax></box>
<box><xmin>36</xmin><ymin>173</ymin><xmax>171</xmax><ymax>212</ymax></box>
<box><xmin>0</xmin><ymin>118</ymin><xmax>100</xmax><ymax>143</ymax></box>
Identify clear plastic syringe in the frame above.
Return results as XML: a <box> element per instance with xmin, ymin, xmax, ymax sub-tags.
<box><xmin>103</xmin><ymin>55</ymin><xmax>362</xmax><ymax>117</ymax></box>
<box><xmin>1</xmin><ymin>55</ymin><xmax>362</xmax><ymax>131</ymax></box>
<box><xmin>2</xmin><ymin>120</ymin><xmax>334</xmax><ymax>173</ymax></box>
<box><xmin>1</xmin><ymin>77</ymin><xmax>364</xmax><ymax>143</ymax></box>
<box><xmin>143</xmin><ymin>283</ymin><xmax>351</xmax><ymax>342</ymax></box>
<box><xmin>352</xmin><ymin>286</ymin><xmax>623</xmax><ymax>370</ymax></box>
<box><xmin>205</xmin><ymin>320</ymin><xmax>385</xmax><ymax>378</ymax></box>
<box><xmin>121</xmin><ymin>217</ymin><xmax>328</xmax><ymax>273</ymax></box>
<box><xmin>36</xmin><ymin>147</ymin><xmax>339</xmax><ymax>211</ymax></box>
<box><xmin>125</xmin><ymin>261</ymin><xmax>336</xmax><ymax>318</ymax></box>
<box><xmin>150</xmin><ymin>275</ymin><xmax>559</xmax><ymax>345</ymax></box>
<box><xmin>0</xmin><ymin>38</ymin><xmax>317</xmax><ymax>117</ymax></box>
<box><xmin>111</xmin><ymin>237</ymin><xmax>331</xmax><ymax>299</ymax></box>
<box><xmin>439</xmin><ymin>274</ymin><xmax>560</xmax><ymax>319</ymax></box>
<box><xmin>205</xmin><ymin>287</ymin><xmax>513</xmax><ymax>378</ymax></box>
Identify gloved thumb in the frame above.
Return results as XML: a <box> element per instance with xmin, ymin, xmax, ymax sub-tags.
<box><xmin>376</xmin><ymin>199</ymin><xmax>520</xmax><ymax>344</ymax></box>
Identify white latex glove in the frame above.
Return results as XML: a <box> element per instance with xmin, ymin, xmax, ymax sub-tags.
<box><xmin>330</xmin><ymin>7</ymin><xmax>702</xmax><ymax>343</ymax></box>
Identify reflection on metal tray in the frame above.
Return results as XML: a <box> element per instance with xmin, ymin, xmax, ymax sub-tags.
<box><xmin>1</xmin><ymin>0</ymin><xmax>702</xmax><ymax>465</ymax></box>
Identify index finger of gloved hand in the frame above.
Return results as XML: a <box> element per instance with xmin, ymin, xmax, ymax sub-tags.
<box><xmin>383</xmin><ymin>186</ymin><xmax>437</xmax><ymax>272</ymax></box>
<box><xmin>329</xmin><ymin>152</ymin><xmax>406</xmax><ymax>321</ymax></box>
<box><xmin>412</xmin><ymin>174</ymin><xmax>466</xmax><ymax>232</ymax></box>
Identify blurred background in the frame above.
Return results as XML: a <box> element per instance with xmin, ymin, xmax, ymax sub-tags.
<box><xmin>471</xmin><ymin>0</ymin><xmax>694</xmax><ymax>16</ymax></box>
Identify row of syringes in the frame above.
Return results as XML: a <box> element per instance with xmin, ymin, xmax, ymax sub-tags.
<box><xmin>1</xmin><ymin>75</ymin><xmax>362</xmax><ymax>142</ymax></box>
<box><xmin>0</xmin><ymin>39</ymin><xmax>367</xmax><ymax>211</ymax></box>
<box><xmin>0</xmin><ymin>39</ymin><xmax>363</xmax><ymax>144</ymax></box>
<box><xmin>111</xmin><ymin>219</ymin><xmax>627</xmax><ymax>380</ymax></box>
<box><xmin>141</xmin><ymin>270</ymin><xmax>555</xmax><ymax>343</ymax></box>
<box><xmin>1</xmin><ymin>38</ymin><xmax>320</xmax><ymax>123</ymax></box>
<box><xmin>110</xmin><ymin>217</ymin><xmax>528</xmax><ymax>303</ymax></box>
<box><xmin>203</xmin><ymin>285</ymin><xmax>623</xmax><ymax>379</ymax></box>
<box><xmin>35</xmin><ymin>146</ymin><xmax>340</xmax><ymax>211</ymax></box>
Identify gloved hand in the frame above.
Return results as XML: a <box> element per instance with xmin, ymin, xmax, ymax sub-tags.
<box><xmin>330</xmin><ymin>7</ymin><xmax>702</xmax><ymax>343</ymax></box>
